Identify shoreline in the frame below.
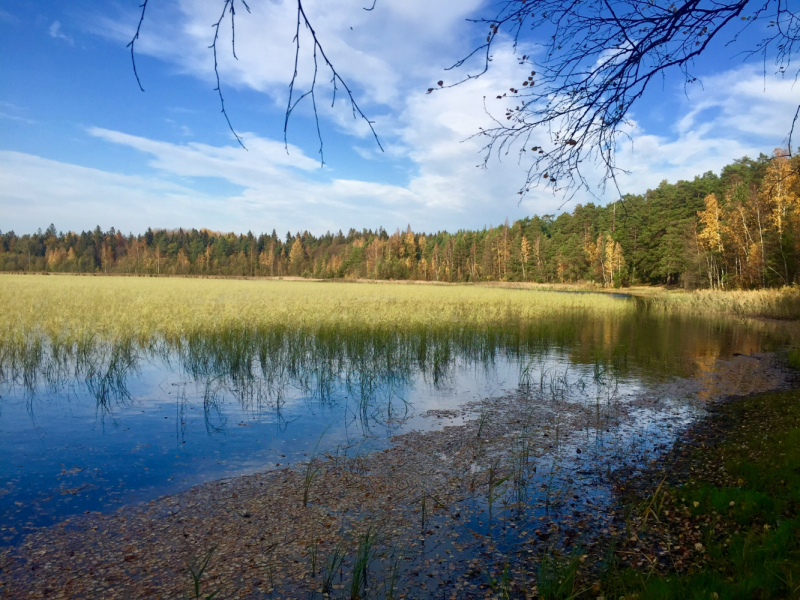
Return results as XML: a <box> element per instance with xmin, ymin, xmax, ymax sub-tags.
<box><xmin>590</xmin><ymin>370</ymin><xmax>800</xmax><ymax>597</ymax></box>
<box><xmin>1</xmin><ymin>352</ymin><xmax>793</xmax><ymax>599</ymax></box>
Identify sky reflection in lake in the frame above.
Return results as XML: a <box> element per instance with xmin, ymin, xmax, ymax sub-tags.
<box><xmin>0</xmin><ymin>308</ymin><xmax>789</xmax><ymax>546</ymax></box>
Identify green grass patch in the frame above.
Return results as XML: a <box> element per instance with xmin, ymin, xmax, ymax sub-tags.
<box><xmin>789</xmin><ymin>347</ymin><xmax>800</xmax><ymax>370</ymax></box>
<box><xmin>599</xmin><ymin>389</ymin><xmax>800</xmax><ymax>599</ymax></box>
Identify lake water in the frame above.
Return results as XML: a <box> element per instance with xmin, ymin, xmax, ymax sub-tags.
<box><xmin>0</xmin><ymin>303</ymin><xmax>789</xmax><ymax>547</ymax></box>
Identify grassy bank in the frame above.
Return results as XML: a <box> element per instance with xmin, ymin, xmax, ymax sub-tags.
<box><xmin>639</xmin><ymin>287</ymin><xmax>800</xmax><ymax>321</ymax></box>
<box><xmin>474</xmin><ymin>283</ymin><xmax>800</xmax><ymax>323</ymax></box>
<box><xmin>594</xmin><ymin>386</ymin><xmax>800</xmax><ymax>599</ymax></box>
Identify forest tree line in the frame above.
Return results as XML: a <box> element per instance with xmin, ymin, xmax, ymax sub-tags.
<box><xmin>2</xmin><ymin>152</ymin><xmax>799</xmax><ymax>288</ymax></box>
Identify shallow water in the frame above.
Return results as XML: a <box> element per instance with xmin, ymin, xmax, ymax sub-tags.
<box><xmin>0</xmin><ymin>357</ymin><xmax>520</xmax><ymax>542</ymax></box>
<box><xmin>0</xmin><ymin>306</ymin><xmax>790</xmax><ymax>547</ymax></box>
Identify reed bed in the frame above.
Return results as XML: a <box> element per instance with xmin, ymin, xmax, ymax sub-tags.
<box><xmin>641</xmin><ymin>287</ymin><xmax>800</xmax><ymax>321</ymax></box>
<box><xmin>0</xmin><ymin>274</ymin><xmax>633</xmax><ymax>344</ymax></box>
<box><xmin>0</xmin><ymin>275</ymin><xmax>640</xmax><ymax>405</ymax></box>
<box><xmin>1</xmin><ymin>276</ymin><xmax>793</xmax><ymax>410</ymax></box>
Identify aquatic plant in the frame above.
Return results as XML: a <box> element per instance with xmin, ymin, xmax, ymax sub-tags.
<box><xmin>788</xmin><ymin>346</ymin><xmax>800</xmax><ymax>370</ymax></box>
<box><xmin>641</xmin><ymin>287</ymin><xmax>800</xmax><ymax>321</ymax></box>
<box><xmin>350</xmin><ymin>525</ymin><xmax>379</xmax><ymax>599</ymax></box>
<box><xmin>0</xmin><ymin>275</ymin><xmax>633</xmax><ymax>346</ymax></box>
<box><xmin>486</xmin><ymin>561</ymin><xmax>513</xmax><ymax>600</ymax></box>
<box><xmin>307</xmin><ymin>541</ymin><xmax>319</xmax><ymax>579</ymax></box>
<box><xmin>321</xmin><ymin>540</ymin><xmax>347</xmax><ymax>595</ymax></box>
<box><xmin>301</xmin><ymin>425</ymin><xmax>330</xmax><ymax>507</ymax></box>
<box><xmin>3</xmin><ymin>276</ymin><xmax>793</xmax><ymax>417</ymax></box>
<box><xmin>487</xmin><ymin>461</ymin><xmax>512</xmax><ymax>535</ymax></box>
<box><xmin>382</xmin><ymin>548</ymin><xmax>403</xmax><ymax>600</ymax></box>
<box><xmin>185</xmin><ymin>546</ymin><xmax>220</xmax><ymax>600</ymax></box>
<box><xmin>537</xmin><ymin>549</ymin><xmax>582</xmax><ymax>600</ymax></box>
<box><xmin>512</xmin><ymin>429</ymin><xmax>533</xmax><ymax>509</ymax></box>
<box><xmin>637</xmin><ymin>476</ymin><xmax>668</xmax><ymax>528</ymax></box>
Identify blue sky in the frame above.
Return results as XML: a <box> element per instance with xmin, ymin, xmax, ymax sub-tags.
<box><xmin>0</xmin><ymin>0</ymin><xmax>796</xmax><ymax>236</ymax></box>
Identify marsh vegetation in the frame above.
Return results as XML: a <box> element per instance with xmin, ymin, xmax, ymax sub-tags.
<box><xmin>0</xmin><ymin>276</ymin><xmax>797</xmax><ymax>598</ymax></box>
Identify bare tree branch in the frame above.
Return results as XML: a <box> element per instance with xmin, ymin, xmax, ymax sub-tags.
<box><xmin>126</xmin><ymin>0</ymin><xmax>795</xmax><ymax>198</ymax></box>
<box><xmin>788</xmin><ymin>103</ymin><xmax>800</xmax><ymax>155</ymax></box>
<box><xmin>440</xmin><ymin>0</ymin><xmax>800</xmax><ymax>200</ymax></box>
<box><xmin>285</xmin><ymin>0</ymin><xmax>383</xmax><ymax>165</ymax></box>
<box><xmin>127</xmin><ymin>0</ymin><xmax>382</xmax><ymax>162</ymax></box>
<box><xmin>126</xmin><ymin>0</ymin><xmax>149</xmax><ymax>92</ymax></box>
<box><xmin>210</xmin><ymin>0</ymin><xmax>248</xmax><ymax>149</ymax></box>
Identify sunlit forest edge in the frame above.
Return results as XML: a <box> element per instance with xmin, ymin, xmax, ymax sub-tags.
<box><xmin>2</xmin><ymin>152</ymin><xmax>800</xmax><ymax>290</ymax></box>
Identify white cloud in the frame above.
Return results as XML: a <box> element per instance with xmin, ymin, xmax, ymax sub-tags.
<box><xmin>87</xmin><ymin>127</ymin><xmax>321</xmax><ymax>176</ymax></box>
<box><xmin>0</xmin><ymin>63</ymin><xmax>546</xmax><ymax>235</ymax></box>
<box><xmin>675</xmin><ymin>65</ymin><xmax>798</xmax><ymax>142</ymax></box>
<box><xmin>0</xmin><ymin>142</ymin><xmax>417</xmax><ymax>235</ymax></box>
<box><xmin>90</xmin><ymin>0</ymin><xmax>485</xmax><ymax>113</ymax></box>
<box><xmin>0</xmin><ymin>151</ymin><xmax>209</xmax><ymax>233</ymax></box>
<box><xmin>0</xmin><ymin>101</ymin><xmax>35</xmax><ymax>123</ymax></box>
<box><xmin>48</xmin><ymin>21</ymin><xmax>73</xmax><ymax>44</ymax></box>
<box><xmin>78</xmin><ymin>2</ymin><xmax>580</xmax><ymax>222</ymax></box>
<box><xmin>6</xmin><ymin>3</ymin><xmax>797</xmax><ymax>235</ymax></box>
<box><xmin>615</xmin><ymin>65</ymin><xmax>799</xmax><ymax>194</ymax></box>
<box><xmin>4</xmin><ymin>62</ymin><xmax>794</xmax><ymax>236</ymax></box>
<box><xmin>0</xmin><ymin>8</ymin><xmax>19</xmax><ymax>24</ymax></box>
<box><xmin>0</xmin><ymin>112</ymin><xmax>36</xmax><ymax>124</ymax></box>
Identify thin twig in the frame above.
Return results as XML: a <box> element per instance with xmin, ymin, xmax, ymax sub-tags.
<box><xmin>443</xmin><ymin>0</ymin><xmax>800</xmax><ymax>201</ymax></box>
<box><xmin>210</xmin><ymin>0</ymin><xmax>246</xmax><ymax>149</ymax></box>
<box><xmin>128</xmin><ymin>0</ymin><xmax>382</xmax><ymax>161</ymax></box>
<box><xmin>126</xmin><ymin>0</ymin><xmax>149</xmax><ymax>92</ymax></box>
<box><xmin>285</xmin><ymin>0</ymin><xmax>383</xmax><ymax>164</ymax></box>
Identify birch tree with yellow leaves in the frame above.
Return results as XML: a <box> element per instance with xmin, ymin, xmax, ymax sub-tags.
<box><xmin>760</xmin><ymin>151</ymin><xmax>800</xmax><ymax>285</ymax></box>
<box><xmin>289</xmin><ymin>236</ymin><xmax>305</xmax><ymax>276</ymax></box>
<box><xmin>697</xmin><ymin>193</ymin><xmax>725</xmax><ymax>289</ymax></box>
<box><xmin>520</xmin><ymin>235</ymin><xmax>530</xmax><ymax>281</ymax></box>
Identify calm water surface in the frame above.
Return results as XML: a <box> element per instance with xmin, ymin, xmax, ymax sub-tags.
<box><xmin>0</xmin><ymin>303</ymin><xmax>789</xmax><ymax>546</ymax></box>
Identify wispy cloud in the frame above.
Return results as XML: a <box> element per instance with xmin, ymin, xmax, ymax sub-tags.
<box><xmin>0</xmin><ymin>101</ymin><xmax>36</xmax><ymax>124</ymax></box>
<box><xmin>87</xmin><ymin>0</ymin><xmax>484</xmax><ymax>113</ymax></box>
<box><xmin>2</xmin><ymin>1</ymin><xmax>793</xmax><ymax>235</ymax></box>
<box><xmin>48</xmin><ymin>21</ymin><xmax>73</xmax><ymax>45</ymax></box>
<box><xmin>85</xmin><ymin>3</ymin><xmax>789</xmax><ymax>196</ymax></box>
<box><xmin>0</xmin><ymin>112</ymin><xmax>36</xmax><ymax>124</ymax></box>
<box><xmin>0</xmin><ymin>151</ymin><xmax>204</xmax><ymax>234</ymax></box>
<box><xmin>4</xmin><ymin>60</ymin><xmax>795</xmax><ymax>235</ymax></box>
<box><xmin>0</xmin><ymin>8</ymin><xmax>19</xmax><ymax>24</ymax></box>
